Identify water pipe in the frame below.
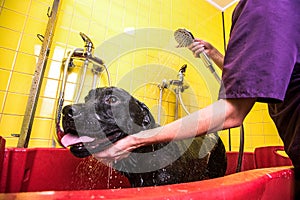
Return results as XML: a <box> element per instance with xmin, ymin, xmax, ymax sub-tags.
<box><xmin>55</xmin><ymin>32</ymin><xmax>111</xmax><ymax>145</ymax></box>
<box><xmin>17</xmin><ymin>0</ymin><xmax>61</xmax><ymax>148</ymax></box>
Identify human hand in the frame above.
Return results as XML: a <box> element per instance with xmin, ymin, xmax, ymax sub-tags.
<box><xmin>188</xmin><ymin>38</ymin><xmax>214</xmax><ymax>58</ymax></box>
<box><xmin>92</xmin><ymin>135</ymin><xmax>140</xmax><ymax>163</ymax></box>
<box><xmin>188</xmin><ymin>38</ymin><xmax>224</xmax><ymax>69</ymax></box>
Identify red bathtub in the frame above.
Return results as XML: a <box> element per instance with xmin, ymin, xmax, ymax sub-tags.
<box><xmin>0</xmin><ymin>137</ymin><xmax>295</xmax><ymax>199</ymax></box>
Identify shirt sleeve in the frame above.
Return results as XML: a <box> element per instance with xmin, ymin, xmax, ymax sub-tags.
<box><xmin>219</xmin><ymin>0</ymin><xmax>299</xmax><ymax>103</ymax></box>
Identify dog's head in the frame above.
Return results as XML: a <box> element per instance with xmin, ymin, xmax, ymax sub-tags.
<box><xmin>58</xmin><ymin>87</ymin><xmax>156</xmax><ymax>158</ymax></box>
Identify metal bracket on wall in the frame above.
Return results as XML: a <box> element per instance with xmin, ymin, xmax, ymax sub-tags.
<box><xmin>17</xmin><ymin>0</ymin><xmax>61</xmax><ymax>148</ymax></box>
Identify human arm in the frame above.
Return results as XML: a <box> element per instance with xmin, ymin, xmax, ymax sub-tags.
<box><xmin>188</xmin><ymin>38</ymin><xmax>224</xmax><ymax>70</ymax></box>
<box><xmin>93</xmin><ymin>98</ymin><xmax>256</xmax><ymax>161</ymax></box>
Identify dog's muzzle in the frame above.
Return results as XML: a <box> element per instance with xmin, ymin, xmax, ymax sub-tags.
<box><xmin>57</xmin><ymin>104</ymin><xmax>126</xmax><ymax>158</ymax></box>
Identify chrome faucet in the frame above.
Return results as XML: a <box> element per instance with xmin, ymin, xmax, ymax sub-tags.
<box><xmin>56</xmin><ymin>32</ymin><xmax>111</xmax><ymax>142</ymax></box>
<box><xmin>70</xmin><ymin>32</ymin><xmax>104</xmax><ymax>66</ymax></box>
<box><xmin>168</xmin><ymin>64</ymin><xmax>189</xmax><ymax>92</ymax></box>
<box><xmin>80</xmin><ymin>32</ymin><xmax>94</xmax><ymax>57</ymax></box>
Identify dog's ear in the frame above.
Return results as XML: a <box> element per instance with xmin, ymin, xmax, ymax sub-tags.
<box><xmin>84</xmin><ymin>88</ymin><xmax>97</xmax><ymax>102</ymax></box>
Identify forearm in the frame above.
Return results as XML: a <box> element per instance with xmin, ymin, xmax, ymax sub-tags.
<box><xmin>208</xmin><ymin>48</ymin><xmax>224</xmax><ymax>70</ymax></box>
<box><xmin>93</xmin><ymin>98</ymin><xmax>256</xmax><ymax>160</ymax></box>
<box><xmin>135</xmin><ymin>98</ymin><xmax>255</xmax><ymax>146</ymax></box>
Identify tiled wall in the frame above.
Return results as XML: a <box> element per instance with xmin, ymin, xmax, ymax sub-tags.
<box><xmin>0</xmin><ymin>0</ymin><xmax>282</xmax><ymax>151</ymax></box>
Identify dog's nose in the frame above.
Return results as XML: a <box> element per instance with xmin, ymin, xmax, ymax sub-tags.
<box><xmin>62</xmin><ymin>105</ymin><xmax>81</xmax><ymax>118</ymax></box>
<box><xmin>62</xmin><ymin>105</ymin><xmax>74</xmax><ymax>117</ymax></box>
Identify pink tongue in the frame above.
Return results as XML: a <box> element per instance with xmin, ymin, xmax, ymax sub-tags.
<box><xmin>61</xmin><ymin>134</ymin><xmax>95</xmax><ymax>148</ymax></box>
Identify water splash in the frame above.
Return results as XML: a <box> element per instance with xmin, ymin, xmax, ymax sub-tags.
<box><xmin>107</xmin><ymin>161</ymin><xmax>113</xmax><ymax>189</ymax></box>
<box><xmin>71</xmin><ymin>157</ymin><xmax>107</xmax><ymax>190</ymax></box>
<box><xmin>69</xmin><ymin>157</ymin><xmax>129</xmax><ymax>190</ymax></box>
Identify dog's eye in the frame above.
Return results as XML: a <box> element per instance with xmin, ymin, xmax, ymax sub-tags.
<box><xmin>105</xmin><ymin>96</ymin><xmax>118</xmax><ymax>105</ymax></box>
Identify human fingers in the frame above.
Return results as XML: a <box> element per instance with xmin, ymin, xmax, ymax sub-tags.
<box><xmin>94</xmin><ymin>152</ymin><xmax>130</xmax><ymax>165</ymax></box>
<box><xmin>93</xmin><ymin>150</ymin><xmax>130</xmax><ymax>166</ymax></box>
<box><xmin>188</xmin><ymin>42</ymin><xmax>205</xmax><ymax>58</ymax></box>
<box><xmin>92</xmin><ymin>135</ymin><xmax>138</xmax><ymax>161</ymax></box>
<box><xmin>194</xmin><ymin>47</ymin><xmax>206</xmax><ymax>58</ymax></box>
<box><xmin>193</xmin><ymin>38</ymin><xmax>203</xmax><ymax>43</ymax></box>
<box><xmin>188</xmin><ymin>41</ymin><xmax>204</xmax><ymax>51</ymax></box>
<box><xmin>192</xmin><ymin>44</ymin><xmax>205</xmax><ymax>53</ymax></box>
<box><xmin>190</xmin><ymin>38</ymin><xmax>212</xmax><ymax>50</ymax></box>
<box><xmin>93</xmin><ymin>144</ymin><xmax>131</xmax><ymax>161</ymax></box>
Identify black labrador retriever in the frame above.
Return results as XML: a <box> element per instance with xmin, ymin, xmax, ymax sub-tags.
<box><xmin>59</xmin><ymin>86</ymin><xmax>227</xmax><ymax>187</ymax></box>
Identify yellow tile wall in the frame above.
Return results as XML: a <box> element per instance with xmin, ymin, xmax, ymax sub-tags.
<box><xmin>0</xmin><ymin>0</ymin><xmax>282</xmax><ymax>152</ymax></box>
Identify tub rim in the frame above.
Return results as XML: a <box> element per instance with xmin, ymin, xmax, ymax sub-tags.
<box><xmin>0</xmin><ymin>166</ymin><xmax>294</xmax><ymax>200</ymax></box>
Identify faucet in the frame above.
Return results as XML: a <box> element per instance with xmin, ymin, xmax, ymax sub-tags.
<box><xmin>70</xmin><ymin>32</ymin><xmax>104</xmax><ymax>66</ymax></box>
<box><xmin>178</xmin><ymin>64</ymin><xmax>187</xmax><ymax>83</ymax></box>
<box><xmin>56</xmin><ymin>32</ymin><xmax>111</xmax><ymax>145</ymax></box>
<box><xmin>157</xmin><ymin>64</ymin><xmax>190</xmax><ymax>121</ymax></box>
<box><xmin>168</xmin><ymin>64</ymin><xmax>189</xmax><ymax>92</ymax></box>
<box><xmin>80</xmin><ymin>32</ymin><xmax>94</xmax><ymax>57</ymax></box>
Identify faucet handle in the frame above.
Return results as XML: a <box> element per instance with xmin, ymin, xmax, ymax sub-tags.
<box><xmin>79</xmin><ymin>32</ymin><xmax>93</xmax><ymax>48</ymax></box>
<box><xmin>79</xmin><ymin>32</ymin><xmax>92</xmax><ymax>43</ymax></box>
<box><xmin>79</xmin><ymin>32</ymin><xmax>94</xmax><ymax>55</ymax></box>
<box><xmin>179</xmin><ymin>64</ymin><xmax>187</xmax><ymax>73</ymax></box>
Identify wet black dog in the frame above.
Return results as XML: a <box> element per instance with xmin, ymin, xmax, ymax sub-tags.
<box><xmin>60</xmin><ymin>86</ymin><xmax>227</xmax><ymax>187</ymax></box>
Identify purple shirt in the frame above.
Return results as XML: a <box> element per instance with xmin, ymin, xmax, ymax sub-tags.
<box><xmin>219</xmin><ymin>0</ymin><xmax>299</xmax><ymax>102</ymax></box>
<box><xmin>219</xmin><ymin>0</ymin><xmax>300</xmax><ymax>167</ymax></box>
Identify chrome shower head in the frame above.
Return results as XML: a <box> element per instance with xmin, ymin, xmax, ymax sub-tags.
<box><xmin>174</xmin><ymin>28</ymin><xmax>218</xmax><ymax>82</ymax></box>
<box><xmin>174</xmin><ymin>28</ymin><xmax>194</xmax><ymax>48</ymax></box>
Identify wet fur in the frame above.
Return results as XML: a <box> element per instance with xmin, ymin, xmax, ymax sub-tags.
<box><xmin>62</xmin><ymin>86</ymin><xmax>227</xmax><ymax>187</ymax></box>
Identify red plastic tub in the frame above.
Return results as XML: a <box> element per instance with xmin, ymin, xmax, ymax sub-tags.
<box><xmin>0</xmin><ymin>148</ymin><xmax>130</xmax><ymax>193</ymax></box>
<box><xmin>0</xmin><ymin>137</ymin><xmax>295</xmax><ymax>199</ymax></box>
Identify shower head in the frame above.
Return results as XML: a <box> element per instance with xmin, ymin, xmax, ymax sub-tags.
<box><xmin>174</xmin><ymin>28</ymin><xmax>218</xmax><ymax>82</ymax></box>
<box><xmin>174</xmin><ymin>28</ymin><xmax>194</xmax><ymax>48</ymax></box>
